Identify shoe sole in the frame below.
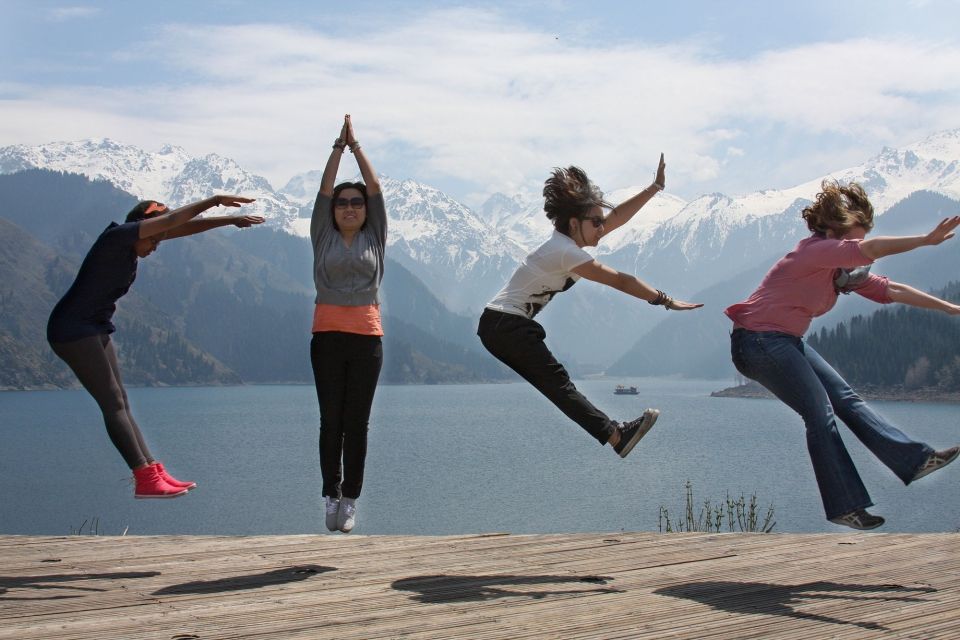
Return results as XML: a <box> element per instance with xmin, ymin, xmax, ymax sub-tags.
<box><xmin>829</xmin><ymin>517</ymin><xmax>885</xmax><ymax>531</ymax></box>
<box><xmin>135</xmin><ymin>489</ymin><xmax>189</xmax><ymax>499</ymax></box>
<box><xmin>912</xmin><ymin>447</ymin><xmax>960</xmax><ymax>482</ymax></box>
<box><xmin>618</xmin><ymin>409</ymin><xmax>660</xmax><ymax>458</ymax></box>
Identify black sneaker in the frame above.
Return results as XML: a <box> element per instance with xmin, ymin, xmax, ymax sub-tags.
<box><xmin>829</xmin><ymin>509</ymin><xmax>885</xmax><ymax>530</ymax></box>
<box><xmin>911</xmin><ymin>446</ymin><xmax>960</xmax><ymax>482</ymax></box>
<box><xmin>613</xmin><ymin>409</ymin><xmax>660</xmax><ymax>458</ymax></box>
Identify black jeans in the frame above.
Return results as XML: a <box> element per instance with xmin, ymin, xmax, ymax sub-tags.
<box><xmin>310</xmin><ymin>332</ymin><xmax>383</xmax><ymax>499</ymax></box>
<box><xmin>50</xmin><ymin>334</ymin><xmax>154</xmax><ymax>469</ymax></box>
<box><xmin>477</xmin><ymin>309</ymin><xmax>615</xmax><ymax>444</ymax></box>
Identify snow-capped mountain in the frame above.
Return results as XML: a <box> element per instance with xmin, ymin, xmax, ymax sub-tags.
<box><xmin>378</xmin><ymin>177</ymin><xmax>527</xmax><ymax>311</ymax></box>
<box><xmin>0</xmin><ymin>139</ymin><xmax>301</xmax><ymax>228</ymax></box>
<box><xmin>4</xmin><ymin>129</ymin><xmax>959</xmax><ymax>363</ymax></box>
<box><xmin>594</xmin><ymin>128</ymin><xmax>960</xmax><ymax>298</ymax></box>
<box><xmin>0</xmin><ymin>140</ymin><xmax>528</xmax><ymax>314</ymax></box>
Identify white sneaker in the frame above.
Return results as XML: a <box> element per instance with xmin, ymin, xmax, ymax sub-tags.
<box><xmin>338</xmin><ymin>497</ymin><xmax>356</xmax><ymax>533</ymax></box>
<box><xmin>324</xmin><ymin>496</ymin><xmax>340</xmax><ymax>532</ymax></box>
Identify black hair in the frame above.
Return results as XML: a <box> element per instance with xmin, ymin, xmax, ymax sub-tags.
<box><xmin>542</xmin><ymin>166</ymin><xmax>610</xmax><ymax>236</ymax></box>
<box><xmin>330</xmin><ymin>181</ymin><xmax>369</xmax><ymax>231</ymax></box>
<box><xmin>125</xmin><ymin>200</ymin><xmax>165</xmax><ymax>223</ymax></box>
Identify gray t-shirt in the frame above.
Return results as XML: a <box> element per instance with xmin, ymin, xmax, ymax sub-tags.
<box><xmin>486</xmin><ymin>230</ymin><xmax>593</xmax><ymax>319</ymax></box>
<box><xmin>310</xmin><ymin>192</ymin><xmax>387</xmax><ymax>306</ymax></box>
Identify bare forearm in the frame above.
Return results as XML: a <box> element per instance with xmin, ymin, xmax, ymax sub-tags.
<box><xmin>888</xmin><ymin>281</ymin><xmax>960</xmax><ymax>313</ymax></box>
<box><xmin>319</xmin><ymin>147</ymin><xmax>344</xmax><ymax>197</ymax></box>
<box><xmin>604</xmin><ymin>184</ymin><xmax>661</xmax><ymax>232</ymax></box>
<box><xmin>139</xmin><ymin>196</ymin><xmax>220</xmax><ymax>238</ymax></box>
<box><xmin>162</xmin><ymin>217</ymin><xmax>235</xmax><ymax>240</ymax></box>
<box><xmin>614</xmin><ymin>271</ymin><xmax>660</xmax><ymax>303</ymax></box>
<box><xmin>352</xmin><ymin>146</ymin><xmax>381</xmax><ymax>194</ymax></box>
<box><xmin>859</xmin><ymin>235</ymin><xmax>928</xmax><ymax>260</ymax></box>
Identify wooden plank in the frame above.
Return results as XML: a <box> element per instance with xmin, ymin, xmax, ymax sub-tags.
<box><xmin>1</xmin><ymin>532</ymin><xmax>958</xmax><ymax>640</ymax></box>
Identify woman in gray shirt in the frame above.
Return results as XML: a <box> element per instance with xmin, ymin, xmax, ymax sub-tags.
<box><xmin>310</xmin><ymin>115</ymin><xmax>386</xmax><ymax>533</ymax></box>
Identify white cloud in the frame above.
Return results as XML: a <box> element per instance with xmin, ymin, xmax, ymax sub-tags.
<box><xmin>3</xmin><ymin>8</ymin><xmax>960</xmax><ymax>204</ymax></box>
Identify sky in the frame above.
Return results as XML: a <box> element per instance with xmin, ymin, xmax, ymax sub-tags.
<box><xmin>2</xmin><ymin>0</ymin><xmax>960</xmax><ymax>207</ymax></box>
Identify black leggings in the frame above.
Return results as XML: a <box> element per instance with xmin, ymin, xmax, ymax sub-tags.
<box><xmin>477</xmin><ymin>309</ymin><xmax>615</xmax><ymax>445</ymax></box>
<box><xmin>50</xmin><ymin>334</ymin><xmax>153</xmax><ymax>469</ymax></box>
<box><xmin>310</xmin><ymin>332</ymin><xmax>383</xmax><ymax>500</ymax></box>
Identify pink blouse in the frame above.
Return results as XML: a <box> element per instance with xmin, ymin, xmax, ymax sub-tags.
<box><xmin>725</xmin><ymin>235</ymin><xmax>893</xmax><ymax>337</ymax></box>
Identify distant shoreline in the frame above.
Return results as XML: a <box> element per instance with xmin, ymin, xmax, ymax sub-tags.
<box><xmin>711</xmin><ymin>382</ymin><xmax>960</xmax><ymax>403</ymax></box>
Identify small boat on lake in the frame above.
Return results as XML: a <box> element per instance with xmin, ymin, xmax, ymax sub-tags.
<box><xmin>614</xmin><ymin>385</ymin><xmax>639</xmax><ymax>395</ymax></box>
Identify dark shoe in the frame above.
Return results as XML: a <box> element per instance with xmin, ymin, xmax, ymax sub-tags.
<box><xmin>912</xmin><ymin>446</ymin><xmax>960</xmax><ymax>482</ymax></box>
<box><xmin>829</xmin><ymin>509</ymin><xmax>885</xmax><ymax>530</ymax></box>
<box><xmin>613</xmin><ymin>409</ymin><xmax>660</xmax><ymax>458</ymax></box>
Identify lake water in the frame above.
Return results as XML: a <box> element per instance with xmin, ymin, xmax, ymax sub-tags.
<box><xmin>1</xmin><ymin>379</ymin><xmax>958</xmax><ymax>536</ymax></box>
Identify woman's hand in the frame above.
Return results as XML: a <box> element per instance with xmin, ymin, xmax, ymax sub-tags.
<box><xmin>665</xmin><ymin>298</ymin><xmax>703</xmax><ymax>311</ymax></box>
<box><xmin>654</xmin><ymin>153</ymin><xmax>666</xmax><ymax>190</ymax></box>
<box><xmin>233</xmin><ymin>215</ymin><xmax>265</xmax><ymax>228</ymax></box>
<box><xmin>344</xmin><ymin>114</ymin><xmax>357</xmax><ymax>148</ymax></box>
<box><xmin>214</xmin><ymin>195</ymin><xmax>256</xmax><ymax>208</ymax></box>
<box><xmin>923</xmin><ymin>216</ymin><xmax>960</xmax><ymax>246</ymax></box>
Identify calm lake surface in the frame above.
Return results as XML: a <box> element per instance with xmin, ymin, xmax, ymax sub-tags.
<box><xmin>1</xmin><ymin>378</ymin><xmax>958</xmax><ymax>536</ymax></box>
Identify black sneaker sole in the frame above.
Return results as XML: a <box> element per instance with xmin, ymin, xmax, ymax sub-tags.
<box><xmin>617</xmin><ymin>409</ymin><xmax>660</xmax><ymax>458</ymax></box>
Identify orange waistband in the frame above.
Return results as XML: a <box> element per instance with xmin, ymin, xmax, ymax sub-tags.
<box><xmin>312</xmin><ymin>304</ymin><xmax>383</xmax><ymax>336</ymax></box>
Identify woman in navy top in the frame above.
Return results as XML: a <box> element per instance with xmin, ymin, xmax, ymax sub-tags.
<box><xmin>48</xmin><ymin>195</ymin><xmax>260</xmax><ymax>499</ymax></box>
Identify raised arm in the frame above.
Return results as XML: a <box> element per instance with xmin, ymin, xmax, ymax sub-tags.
<box><xmin>571</xmin><ymin>259</ymin><xmax>702</xmax><ymax>311</ymax></box>
<box><xmin>138</xmin><ymin>195</ymin><xmax>255</xmax><ymax>239</ymax></box>
<box><xmin>887</xmin><ymin>281</ymin><xmax>960</xmax><ymax>315</ymax></box>
<box><xmin>318</xmin><ymin>118</ymin><xmax>349</xmax><ymax>198</ymax></box>
<box><xmin>160</xmin><ymin>215</ymin><xmax>265</xmax><ymax>240</ymax></box>
<box><xmin>859</xmin><ymin>216</ymin><xmax>960</xmax><ymax>260</ymax></box>
<box><xmin>599</xmin><ymin>153</ymin><xmax>665</xmax><ymax>236</ymax></box>
<box><xmin>344</xmin><ymin>114</ymin><xmax>381</xmax><ymax>195</ymax></box>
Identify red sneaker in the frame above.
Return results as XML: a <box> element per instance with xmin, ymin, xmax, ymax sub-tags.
<box><xmin>153</xmin><ymin>462</ymin><xmax>197</xmax><ymax>491</ymax></box>
<box><xmin>133</xmin><ymin>465</ymin><xmax>189</xmax><ymax>499</ymax></box>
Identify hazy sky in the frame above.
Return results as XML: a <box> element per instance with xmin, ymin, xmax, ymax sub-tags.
<box><xmin>3</xmin><ymin>0</ymin><xmax>960</xmax><ymax>206</ymax></box>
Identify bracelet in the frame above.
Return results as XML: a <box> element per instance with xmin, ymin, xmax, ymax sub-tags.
<box><xmin>349</xmin><ymin>141</ymin><xmax>361</xmax><ymax>153</ymax></box>
<box><xmin>649</xmin><ymin>290</ymin><xmax>672</xmax><ymax>307</ymax></box>
<box><xmin>649</xmin><ymin>182</ymin><xmax>664</xmax><ymax>192</ymax></box>
<box><xmin>333</xmin><ymin>138</ymin><xmax>346</xmax><ymax>150</ymax></box>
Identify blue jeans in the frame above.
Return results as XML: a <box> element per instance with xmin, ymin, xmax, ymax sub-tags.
<box><xmin>730</xmin><ymin>328</ymin><xmax>932</xmax><ymax>520</ymax></box>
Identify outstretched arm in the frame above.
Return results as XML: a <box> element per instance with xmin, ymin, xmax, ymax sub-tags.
<box><xmin>160</xmin><ymin>215</ymin><xmax>265</xmax><ymax>240</ymax></box>
<box><xmin>572</xmin><ymin>259</ymin><xmax>702</xmax><ymax>310</ymax></box>
<box><xmin>888</xmin><ymin>281</ymin><xmax>960</xmax><ymax>315</ymax></box>
<box><xmin>138</xmin><ymin>195</ymin><xmax>256</xmax><ymax>239</ymax></box>
<box><xmin>344</xmin><ymin>114</ymin><xmax>381</xmax><ymax>195</ymax></box>
<box><xmin>859</xmin><ymin>216</ymin><xmax>960</xmax><ymax>260</ymax></box>
<box><xmin>319</xmin><ymin>118</ymin><xmax>349</xmax><ymax>198</ymax></box>
<box><xmin>600</xmin><ymin>153</ymin><xmax>665</xmax><ymax>236</ymax></box>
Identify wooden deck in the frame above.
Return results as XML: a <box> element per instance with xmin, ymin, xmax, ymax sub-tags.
<box><xmin>1</xmin><ymin>532</ymin><xmax>957</xmax><ymax>639</ymax></box>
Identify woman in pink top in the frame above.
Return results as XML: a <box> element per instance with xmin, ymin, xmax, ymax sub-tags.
<box><xmin>726</xmin><ymin>180</ymin><xmax>960</xmax><ymax>530</ymax></box>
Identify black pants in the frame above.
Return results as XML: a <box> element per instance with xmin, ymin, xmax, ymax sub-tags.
<box><xmin>477</xmin><ymin>309</ymin><xmax>615</xmax><ymax>445</ymax></box>
<box><xmin>310</xmin><ymin>332</ymin><xmax>383</xmax><ymax>500</ymax></box>
<box><xmin>50</xmin><ymin>334</ymin><xmax>153</xmax><ymax>469</ymax></box>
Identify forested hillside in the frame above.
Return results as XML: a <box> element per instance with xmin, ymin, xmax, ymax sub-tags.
<box><xmin>808</xmin><ymin>282</ymin><xmax>960</xmax><ymax>391</ymax></box>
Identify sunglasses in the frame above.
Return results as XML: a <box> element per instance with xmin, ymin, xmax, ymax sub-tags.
<box><xmin>335</xmin><ymin>197</ymin><xmax>366</xmax><ymax>209</ymax></box>
<box><xmin>582</xmin><ymin>216</ymin><xmax>604</xmax><ymax>228</ymax></box>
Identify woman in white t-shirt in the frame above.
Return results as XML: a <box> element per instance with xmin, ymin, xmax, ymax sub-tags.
<box><xmin>478</xmin><ymin>156</ymin><xmax>702</xmax><ymax>458</ymax></box>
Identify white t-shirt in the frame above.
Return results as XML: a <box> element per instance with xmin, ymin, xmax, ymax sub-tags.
<box><xmin>486</xmin><ymin>230</ymin><xmax>594</xmax><ymax>319</ymax></box>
